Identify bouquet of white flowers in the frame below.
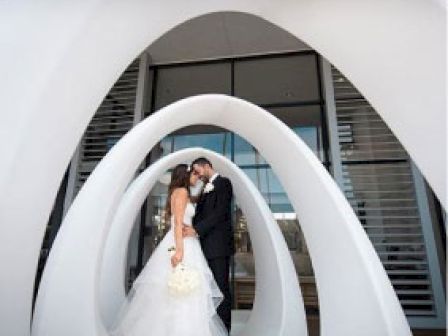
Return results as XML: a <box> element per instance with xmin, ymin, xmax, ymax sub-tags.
<box><xmin>167</xmin><ymin>247</ymin><xmax>201</xmax><ymax>297</ymax></box>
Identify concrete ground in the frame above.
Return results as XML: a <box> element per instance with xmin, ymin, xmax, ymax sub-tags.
<box><xmin>230</xmin><ymin>310</ymin><xmax>446</xmax><ymax>336</ymax></box>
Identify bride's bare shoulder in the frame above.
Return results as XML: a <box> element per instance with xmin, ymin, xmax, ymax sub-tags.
<box><xmin>171</xmin><ymin>187</ymin><xmax>188</xmax><ymax>199</ymax></box>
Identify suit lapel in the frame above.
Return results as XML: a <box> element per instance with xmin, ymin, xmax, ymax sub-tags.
<box><xmin>212</xmin><ymin>175</ymin><xmax>221</xmax><ymax>186</ymax></box>
<box><xmin>196</xmin><ymin>183</ymin><xmax>209</xmax><ymax>212</ymax></box>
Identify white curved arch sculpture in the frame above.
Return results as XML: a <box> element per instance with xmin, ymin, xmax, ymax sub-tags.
<box><xmin>0</xmin><ymin>3</ymin><xmax>445</xmax><ymax>334</ymax></box>
<box><xmin>32</xmin><ymin>95</ymin><xmax>411</xmax><ymax>336</ymax></box>
<box><xmin>100</xmin><ymin>147</ymin><xmax>306</xmax><ymax>335</ymax></box>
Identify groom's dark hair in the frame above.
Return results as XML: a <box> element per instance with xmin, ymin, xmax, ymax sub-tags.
<box><xmin>192</xmin><ymin>157</ymin><xmax>213</xmax><ymax>168</ymax></box>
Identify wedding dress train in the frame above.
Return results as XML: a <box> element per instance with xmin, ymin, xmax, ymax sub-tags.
<box><xmin>110</xmin><ymin>202</ymin><xmax>228</xmax><ymax>336</ymax></box>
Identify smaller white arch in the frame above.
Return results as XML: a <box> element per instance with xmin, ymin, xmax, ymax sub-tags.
<box><xmin>100</xmin><ymin>147</ymin><xmax>306</xmax><ymax>336</ymax></box>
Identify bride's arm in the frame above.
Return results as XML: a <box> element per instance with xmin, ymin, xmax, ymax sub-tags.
<box><xmin>171</xmin><ymin>188</ymin><xmax>188</xmax><ymax>267</ymax></box>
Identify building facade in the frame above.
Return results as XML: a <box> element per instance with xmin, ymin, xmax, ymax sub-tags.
<box><xmin>40</xmin><ymin>42</ymin><xmax>446</xmax><ymax>330</ymax></box>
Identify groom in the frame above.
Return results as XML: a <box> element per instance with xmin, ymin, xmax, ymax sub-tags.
<box><xmin>183</xmin><ymin>157</ymin><xmax>234</xmax><ymax>332</ymax></box>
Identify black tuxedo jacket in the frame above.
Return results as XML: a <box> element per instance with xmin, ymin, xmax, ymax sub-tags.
<box><xmin>193</xmin><ymin>175</ymin><xmax>234</xmax><ymax>259</ymax></box>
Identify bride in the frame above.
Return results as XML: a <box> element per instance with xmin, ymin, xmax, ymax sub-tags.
<box><xmin>110</xmin><ymin>164</ymin><xmax>228</xmax><ymax>336</ymax></box>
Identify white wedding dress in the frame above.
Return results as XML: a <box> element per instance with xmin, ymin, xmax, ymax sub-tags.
<box><xmin>110</xmin><ymin>202</ymin><xmax>228</xmax><ymax>336</ymax></box>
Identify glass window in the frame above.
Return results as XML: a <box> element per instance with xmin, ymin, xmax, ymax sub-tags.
<box><xmin>155</xmin><ymin>62</ymin><xmax>231</xmax><ymax>109</ymax></box>
<box><xmin>173</xmin><ymin>133</ymin><xmax>228</xmax><ymax>154</ymax></box>
<box><xmin>241</xmin><ymin>167</ymin><xmax>293</xmax><ymax>213</ymax></box>
<box><xmin>159</xmin><ymin>131</ymin><xmax>232</xmax><ymax>158</ymax></box>
<box><xmin>269</xmin><ymin>105</ymin><xmax>323</xmax><ymax>160</ymax></box>
<box><xmin>234</xmin><ymin>135</ymin><xmax>267</xmax><ymax>165</ymax></box>
<box><xmin>234</xmin><ymin>121</ymin><xmax>323</xmax><ymax>165</ymax></box>
<box><xmin>234</xmin><ymin>54</ymin><xmax>320</xmax><ymax>105</ymax></box>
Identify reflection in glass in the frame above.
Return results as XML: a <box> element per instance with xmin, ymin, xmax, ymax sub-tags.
<box><xmin>234</xmin><ymin>126</ymin><xmax>321</xmax><ymax>166</ymax></box>
<box><xmin>160</xmin><ymin>131</ymin><xmax>232</xmax><ymax>159</ymax></box>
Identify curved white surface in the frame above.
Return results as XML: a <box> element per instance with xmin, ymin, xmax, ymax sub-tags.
<box><xmin>33</xmin><ymin>95</ymin><xmax>411</xmax><ymax>336</ymax></box>
<box><xmin>2</xmin><ymin>2</ymin><xmax>444</xmax><ymax>333</ymax></box>
<box><xmin>1</xmin><ymin>3</ymin><xmax>446</xmax><ymax>335</ymax></box>
<box><xmin>100</xmin><ymin>148</ymin><xmax>306</xmax><ymax>335</ymax></box>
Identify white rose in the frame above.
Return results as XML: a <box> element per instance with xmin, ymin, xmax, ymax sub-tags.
<box><xmin>203</xmin><ymin>182</ymin><xmax>215</xmax><ymax>194</ymax></box>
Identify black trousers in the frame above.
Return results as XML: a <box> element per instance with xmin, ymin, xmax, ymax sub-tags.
<box><xmin>207</xmin><ymin>256</ymin><xmax>231</xmax><ymax>332</ymax></box>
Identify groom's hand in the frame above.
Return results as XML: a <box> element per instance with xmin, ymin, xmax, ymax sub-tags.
<box><xmin>182</xmin><ymin>225</ymin><xmax>197</xmax><ymax>237</ymax></box>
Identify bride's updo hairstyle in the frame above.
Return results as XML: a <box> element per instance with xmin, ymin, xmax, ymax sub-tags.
<box><xmin>165</xmin><ymin>164</ymin><xmax>191</xmax><ymax>220</ymax></box>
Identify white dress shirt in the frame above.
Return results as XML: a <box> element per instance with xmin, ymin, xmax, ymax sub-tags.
<box><xmin>209</xmin><ymin>173</ymin><xmax>219</xmax><ymax>184</ymax></box>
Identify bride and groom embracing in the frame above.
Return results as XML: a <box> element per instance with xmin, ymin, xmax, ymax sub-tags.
<box><xmin>111</xmin><ymin>157</ymin><xmax>234</xmax><ymax>336</ymax></box>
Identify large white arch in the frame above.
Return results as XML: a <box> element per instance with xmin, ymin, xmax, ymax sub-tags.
<box><xmin>32</xmin><ymin>95</ymin><xmax>411</xmax><ymax>336</ymax></box>
<box><xmin>100</xmin><ymin>147</ymin><xmax>306</xmax><ymax>335</ymax></box>
<box><xmin>1</xmin><ymin>2</ymin><xmax>444</xmax><ymax>334</ymax></box>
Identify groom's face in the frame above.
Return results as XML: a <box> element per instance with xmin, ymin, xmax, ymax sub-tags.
<box><xmin>192</xmin><ymin>164</ymin><xmax>207</xmax><ymax>181</ymax></box>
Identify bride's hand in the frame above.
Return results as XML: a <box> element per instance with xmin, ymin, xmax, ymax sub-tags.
<box><xmin>171</xmin><ymin>250</ymin><xmax>183</xmax><ymax>267</ymax></box>
<box><xmin>182</xmin><ymin>225</ymin><xmax>197</xmax><ymax>238</ymax></box>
